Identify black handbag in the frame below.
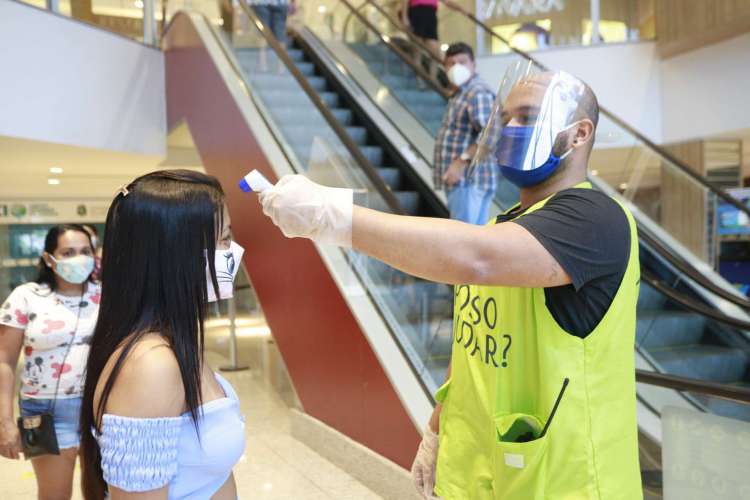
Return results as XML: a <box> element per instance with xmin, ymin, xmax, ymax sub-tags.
<box><xmin>17</xmin><ymin>290</ymin><xmax>83</xmax><ymax>459</ymax></box>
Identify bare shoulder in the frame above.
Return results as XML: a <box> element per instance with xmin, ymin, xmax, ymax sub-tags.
<box><xmin>98</xmin><ymin>333</ymin><xmax>185</xmax><ymax>419</ymax></box>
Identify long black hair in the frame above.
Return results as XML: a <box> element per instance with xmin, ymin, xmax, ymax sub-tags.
<box><xmin>80</xmin><ymin>170</ymin><xmax>225</xmax><ymax>499</ymax></box>
<box><xmin>36</xmin><ymin>224</ymin><xmax>95</xmax><ymax>291</ymax></box>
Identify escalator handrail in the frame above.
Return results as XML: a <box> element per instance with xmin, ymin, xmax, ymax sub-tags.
<box><xmin>238</xmin><ymin>0</ymin><xmax>406</xmax><ymax>215</ymax></box>
<box><xmin>437</xmin><ymin>0</ymin><xmax>750</xmax><ymax>220</ymax></box>
<box><xmin>337</xmin><ymin>0</ymin><xmax>451</xmax><ymax>100</ymax></box>
<box><xmin>363</xmin><ymin>0</ymin><xmax>445</xmax><ymax>68</ymax></box>
<box><xmin>639</xmin><ymin>225</ymin><xmax>750</xmax><ymax>310</ymax></box>
<box><xmin>636</xmin><ymin>369</ymin><xmax>750</xmax><ymax>405</ymax></box>
<box><xmin>292</xmin><ymin>27</ymin><xmax>451</xmax><ymax>219</ymax></box>
<box><xmin>641</xmin><ymin>269</ymin><xmax>750</xmax><ymax>332</ymax></box>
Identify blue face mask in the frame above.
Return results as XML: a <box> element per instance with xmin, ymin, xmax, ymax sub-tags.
<box><xmin>495</xmin><ymin>125</ymin><xmax>574</xmax><ymax>188</ymax></box>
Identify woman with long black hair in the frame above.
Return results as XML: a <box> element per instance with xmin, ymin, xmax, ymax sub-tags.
<box><xmin>0</xmin><ymin>224</ymin><xmax>99</xmax><ymax>499</ymax></box>
<box><xmin>79</xmin><ymin>170</ymin><xmax>246</xmax><ymax>499</ymax></box>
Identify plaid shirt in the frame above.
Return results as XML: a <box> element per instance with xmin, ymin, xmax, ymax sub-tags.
<box><xmin>434</xmin><ymin>74</ymin><xmax>497</xmax><ymax>192</ymax></box>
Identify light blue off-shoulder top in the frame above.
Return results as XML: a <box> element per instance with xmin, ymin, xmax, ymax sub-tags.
<box><xmin>94</xmin><ymin>373</ymin><xmax>245</xmax><ymax>499</ymax></box>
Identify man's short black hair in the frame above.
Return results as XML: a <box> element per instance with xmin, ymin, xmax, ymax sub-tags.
<box><xmin>445</xmin><ymin>42</ymin><xmax>474</xmax><ymax>61</ymax></box>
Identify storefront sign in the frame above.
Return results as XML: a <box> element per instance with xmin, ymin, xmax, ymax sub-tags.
<box><xmin>0</xmin><ymin>200</ymin><xmax>110</xmax><ymax>224</ymax></box>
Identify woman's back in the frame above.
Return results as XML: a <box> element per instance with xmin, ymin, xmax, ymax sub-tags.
<box><xmin>93</xmin><ymin>334</ymin><xmax>245</xmax><ymax>499</ymax></box>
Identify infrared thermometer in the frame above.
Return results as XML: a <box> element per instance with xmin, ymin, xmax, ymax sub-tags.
<box><xmin>238</xmin><ymin>170</ymin><xmax>273</xmax><ymax>193</ymax></box>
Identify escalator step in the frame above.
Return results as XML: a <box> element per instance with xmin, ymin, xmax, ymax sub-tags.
<box><xmin>637</xmin><ymin>284</ymin><xmax>667</xmax><ymax>311</ymax></box>
<box><xmin>376</xmin><ymin>167</ymin><xmax>401</xmax><ymax>190</ymax></box>
<box><xmin>697</xmin><ymin>382</ymin><xmax>750</xmax><ymax>421</ymax></box>
<box><xmin>649</xmin><ymin>345</ymin><xmax>748</xmax><ymax>384</ymax></box>
<box><xmin>345</xmin><ymin>126</ymin><xmax>368</xmax><ymax>145</ymax></box>
<box><xmin>287</xmin><ymin>48</ymin><xmax>305</xmax><ymax>62</ymax></box>
<box><xmin>296</xmin><ymin>61</ymin><xmax>315</xmax><ymax>76</ymax></box>
<box><xmin>360</xmin><ymin>146</ymin><xmax>383</xmax><ymax>166</ymax></box>
<box><xmin>328</xmin><ymin>108</ymin><xmax>351</xmax><ymax>125</ymax></box>
<box><xmin>636</xmin><ymin>312</ymin><xmax>706</xmax><ymax>349</ymax></box>
<box><xmin>320</xmin><ymin>92</ymin><xmax>339</xmax><ymax>108</ymax></box>
<box><xmin>308</xmin><ymin>76</ymin><xmax>327</xmax><ymax>92</ymax></box>
<box><xmin>396</xmin><ymin>191</ymin><xmax>420</xmax><ymax>215</ymax></box>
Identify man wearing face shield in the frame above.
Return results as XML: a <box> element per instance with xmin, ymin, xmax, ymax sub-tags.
<box><xmin>257</xmin><ymin>68</ymin><xmax>642</xmax><ymax>499</ymax></box>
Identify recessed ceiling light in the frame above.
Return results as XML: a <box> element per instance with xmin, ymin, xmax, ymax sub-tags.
<box><xmin>317</xmin><ymin>5</ymin><xmax>327</xmax><ymax>13</ymax></box>
<box><xmin>441</xmin><ymin>43</ymin><xmax>449</xmax><ymax>52</ymax></box>
<box><xmin>49</xmin><ymin>167</ymin><xmax>63</xmax><ymax>174</ymax></box>
<box><xmin>48</xmin><ymin>178</ymin><xmax>61</xmax><ymax>185</ymax></box>
<box><xmin>134</xmin><ymin>0</ymin><xmax>143</xmax><ymax>8</ymax></box>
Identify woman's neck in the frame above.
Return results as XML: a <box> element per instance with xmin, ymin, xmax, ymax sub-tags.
<box><xmin>55</xmin><ymin>279</ymin><xmax>85</xmax><ymax>296</ymax></box>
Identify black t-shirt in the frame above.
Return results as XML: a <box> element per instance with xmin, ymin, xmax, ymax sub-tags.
<box><xmin>496</xmin><ymin>188</ymin><xmax>631</xmax><ymax>338</ymax></box>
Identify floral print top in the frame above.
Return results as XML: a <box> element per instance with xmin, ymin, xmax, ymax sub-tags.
<box><xmin>1</xmin><ymin>282</ymin><xmax>101</xmax><ymax>400</ymax></box>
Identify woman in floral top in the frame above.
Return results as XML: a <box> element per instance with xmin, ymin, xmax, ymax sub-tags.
<box><xmin>0</xmin><ymin>224</ymin><xmax>100</xmax><ymax>499</ymax></box>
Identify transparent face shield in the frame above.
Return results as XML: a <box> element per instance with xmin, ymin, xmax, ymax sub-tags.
<box><xmin>469</xmin><ymin>65</ymin><xmax>589</xmax><ymax>188</ymax></box>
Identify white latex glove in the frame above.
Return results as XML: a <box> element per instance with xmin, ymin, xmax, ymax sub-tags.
<box><xmin>411</xmin><ymin>425</ymin><xmax>440</xmax><ymax>499</ymax></box>
<box><xmin>258</xmin><ymin>175</ymin><xmax>354</xmax><ymax>247</ymax></box>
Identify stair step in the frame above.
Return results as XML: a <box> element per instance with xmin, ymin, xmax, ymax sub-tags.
<box><xmin>637</xmin><ymin>283</ymin><xmax>667</xmax><ymax>311</ymax></box>
<box><xmin>395</xmin><ymin>191</ymin><xmax>420</xmax><ymax>215</ymax></box>
<box><xmin>345</xmin><ymin>126</ymin><xmax>368</xmax><ymax>145</ymax></box>
<box><xmin>320</xmin><ymin>91</ymin><xmax>339</xmax><ymax>108</ymax></box>
<box><xmin>287</xmin><ymin>48</ymin><xmax>305</xmax><ymax>61</ymax></box>
<box><xmin>697</xmin><ymin>382</ymin><xmax>750</xmax><ymax>421</ymax></box>
<box><xmin>360</xmin><ymin>146</ymin><xmax>383</xmax><ymax>166</ymax></box>
<box><xmin>649</xmin><ymin>345</ymin><xmax>748</xmax><ymax>383</ymax></box>
<box><xmin>331</xmin><ymin>108</ymin><xmax>353</xmax><ymax>125</ymax></box>
<box><xmin>376</xmin><ymin>167</ymin><xmax>401</xmax><ymax>190</ymax></box>
<box><xmin>636</xmin><ymin>312</ymin><xmax>706</xmax><ymax>349</ymax></box>
<box><xmin>295</xmin><ymin>61</ymin><xmax>315</xmax><ymax>76</ymax></box>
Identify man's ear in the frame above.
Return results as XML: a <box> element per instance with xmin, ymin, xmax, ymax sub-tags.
<box><xmin>573</xmin><ymin>119</ymin><xmax>595</xmax><ymax>147</ymax></box>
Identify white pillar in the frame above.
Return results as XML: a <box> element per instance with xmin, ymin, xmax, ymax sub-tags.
<box><xmin>590</xmin><ymin>0</ymin><xmax>601</xmax><ymax>44</ymax></box>
<box><xmin>143</xmin><ymin>0</ymin><xmax>156</xmax><ymax>45</ymax></box>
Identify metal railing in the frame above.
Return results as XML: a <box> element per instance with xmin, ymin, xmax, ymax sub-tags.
<box><xmin>235</xmin><ymin>0</ymin><xmax>405</xmax><ymax>214</ymax></box>
<box><xmin>437</xmin><ymin>0</ymin><xmax>750</xmax><ymax>220</ymax></box>
<box><xmin>339</xmin><ymin>0</ymin><xmax>451</xmax><ymax>99</ymax></box>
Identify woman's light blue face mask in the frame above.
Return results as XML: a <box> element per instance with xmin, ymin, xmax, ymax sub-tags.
<box><xmin>49</xmin><ymin>254</ymin><xmax>95</xmax><ymax>284</ymax></box>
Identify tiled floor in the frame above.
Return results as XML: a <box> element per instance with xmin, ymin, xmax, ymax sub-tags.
<box><xmin>0</xmin><ymin>313</ymin><xmax>382</xmax><ymax>499</ymax></box>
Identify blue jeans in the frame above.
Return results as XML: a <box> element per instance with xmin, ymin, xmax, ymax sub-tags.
<box><xmin>447</xmin><ymin>184</ymin><xmax>495</xmax><ymax>225</ymax></box>
<box><xmin>253</xmin><ymin>4</ymin><xmax>288</xmax><ymax>45</ymax></box>
<box><xmin>20</xmin><ymin>397</ymin><xmax>82</xmax><ymax>450</ymax></box>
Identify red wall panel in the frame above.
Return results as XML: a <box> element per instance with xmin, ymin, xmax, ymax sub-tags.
<box><xmin>163</xmin><ymin>14</ymin><xmax>420</xmax><ymax>469</ymax></box>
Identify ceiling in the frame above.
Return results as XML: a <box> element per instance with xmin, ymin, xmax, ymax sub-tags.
<box><xmin>0</xmin><ymin>124</ymin><xmax>203</xmax><ymax>200</ymax></box>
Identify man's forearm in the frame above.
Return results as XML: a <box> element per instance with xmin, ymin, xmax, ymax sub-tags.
<box><xmin>352</xmin><ymin>206</ymin><xmax>488</xmax><ymax>284</ymax></box>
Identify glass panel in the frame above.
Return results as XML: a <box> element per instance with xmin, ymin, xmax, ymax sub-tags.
<box><xmin>225</xmin><ymin>6</ymin><xmax>452</xmax><ymax>391</ymax></box>
<box><xmin>662</xmin><ymin>405</ymin><xmax>750</xmax><ymax>498</ymax></box>
<box><xmin>306</xmin><ymin>0</ymin><xmax>449</xmax><ymax>137</ymax></box>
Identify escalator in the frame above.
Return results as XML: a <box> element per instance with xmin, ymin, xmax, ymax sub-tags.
<box><xmin>164</xmin><ymin>3</ymin><xmax>750</xmax><ymax>491</ymax></box>
<box><xmin>297</xmin><ymin>0</ymin><xmax>750</xmax><ymax>423</ymax></box>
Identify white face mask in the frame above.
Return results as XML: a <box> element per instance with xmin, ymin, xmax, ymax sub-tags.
<box><xmin>49</xmin><ymin>254</ymin><xmax>95</xmax><ymax>284</ymax></box>
<box><xmin>447</xmin><ymin>63</ymin><xmax>472</xmax><ymax>87</ymax></box>
<box><xmin>207</xmin><ymin>241</ymin><xmax>245</xmax><ymax>302</ymax></box>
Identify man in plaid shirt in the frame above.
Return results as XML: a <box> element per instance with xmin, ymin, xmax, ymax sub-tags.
<box><xmin>434</xmin><ymin>43</ymin><xmax>498</xmax><ymax>224</ymax></box>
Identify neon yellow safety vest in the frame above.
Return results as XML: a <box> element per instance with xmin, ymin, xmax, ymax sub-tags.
<box><xmin>434</xmin><ymin>182</ymin><xmax>642</xmax><ymax>500</ymax></box>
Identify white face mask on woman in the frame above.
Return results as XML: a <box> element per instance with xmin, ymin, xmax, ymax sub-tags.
<box><xmin>447</xmin><ymin>63</ymin><xmax>472</xmax><ymax>87</ymax></box>
<box><xmin>206</xmin><ymin>241</ymin><xmax>245</xmax><ymax>302</ymax></box>
<box><xmin>49</xmin><ymin>254</ymin><xmax>95</xmax><ymax>284</ymax></box>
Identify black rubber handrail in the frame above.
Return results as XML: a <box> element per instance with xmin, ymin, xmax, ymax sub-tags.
<box><xmin>636</xmin><ymin>369</ymin><xmax>750</xmax><ymax>404</ymax></box>
<box><xmin>641</xmin><ymin>269</ymin><xmax>750</xmax><ymax>331</ymax></box>
<box><xmin>639</xmin><ymin>225</ymin><xmax>750</xmax><ymax>310</ymax></box>
<box><xmin>337</xmin><ymin>0</ymin><xmax>451</xmax><ymax>99</ymax></box>
<box><xmin>292</xmin><ymin>28</ymin><xmax>451</xmax><ymax>219</ymax></box>
<box><xmin>237</xmin><ymin>0</ymin><xmax>405</xmax><ymax>215</ymax></box>
<box><xmin>437</xmin><ymin>0</ymin><xmax>750</xmax><ymax>219</ymax></box>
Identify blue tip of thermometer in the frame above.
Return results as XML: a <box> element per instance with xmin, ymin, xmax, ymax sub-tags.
<box><xmin>239</xmin><ymin>170</ymin><xmax>273</xmax><ymax>193</ymax></box>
